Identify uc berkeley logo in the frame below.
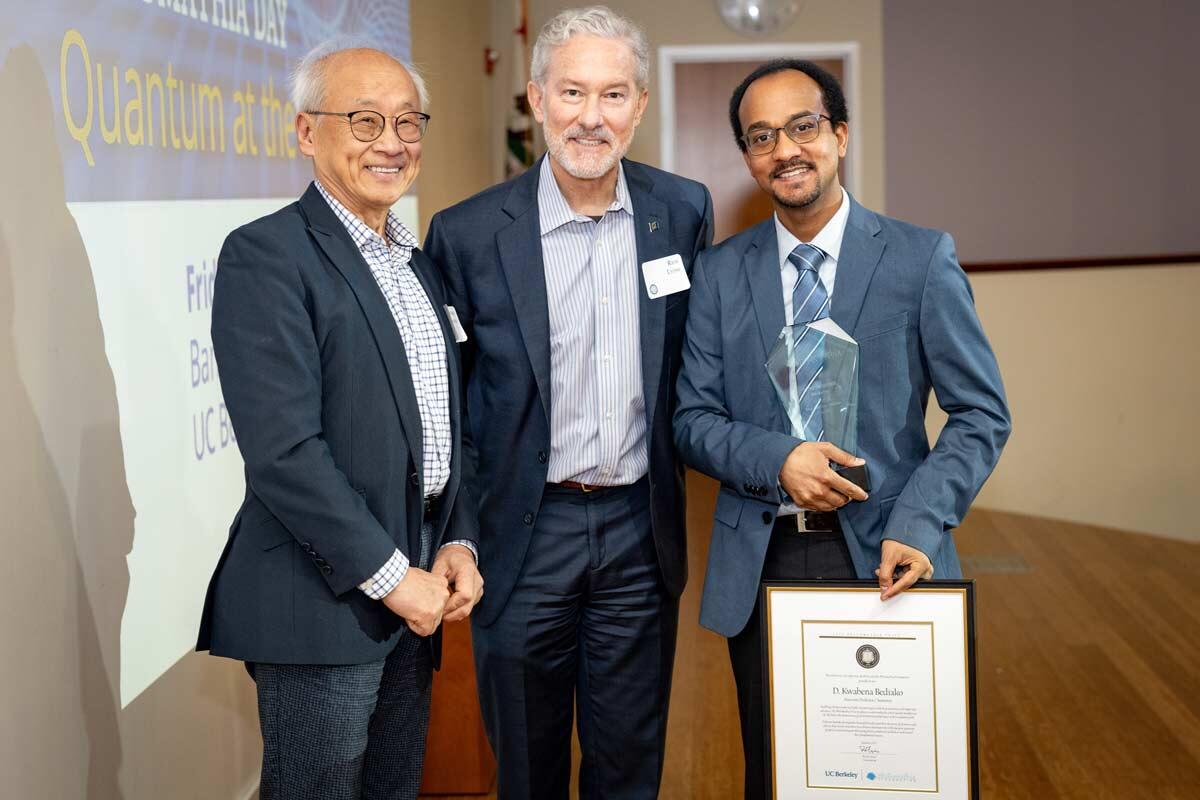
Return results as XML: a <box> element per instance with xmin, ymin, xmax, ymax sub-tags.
<box><xmin>856</xmin><ymin>644</ymin><xmax>880</xmax><ymax>669</ymax></box>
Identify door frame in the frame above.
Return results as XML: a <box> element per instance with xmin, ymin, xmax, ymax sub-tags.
<box><xmin>657</xmin><ymin>42</ymin><xmax>862</xmax><ymax>198</ymax></box>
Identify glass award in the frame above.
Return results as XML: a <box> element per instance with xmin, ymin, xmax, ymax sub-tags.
<box><xmin>765</xmin><ymin>317</ymin><xmax>869</xmax><ymax>490</ymax></box>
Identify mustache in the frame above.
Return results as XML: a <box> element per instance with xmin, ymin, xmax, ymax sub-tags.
<box><xmin>771</xmin><ymin>157</ymin><xmax>815</xmax><ymax>179</ymax></box>
<box><xmin>564</xmin><ymin>125</ymin><xmax>613</xmax><ymax>143</ymax></box>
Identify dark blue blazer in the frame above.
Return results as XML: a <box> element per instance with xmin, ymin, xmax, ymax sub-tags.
<box><xmin>674</xmin><ymin>197</ymin><xmax>1011</xmax><ymax>637</ymax></box>
<box><xmin>424</xmin><ymin>157</ymin><xmax>713</xmax><ymax>626</ymax></box>
<box><xmin>197</xmin><ymin>183</ymin><xmax>477</xmax><ymax>665</ymax></box>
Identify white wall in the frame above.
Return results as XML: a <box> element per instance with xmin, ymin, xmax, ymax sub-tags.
<box><xmin>946</xmin><ymin>263</ymin><xmax>1200</xmax><ymax>541</ymax></box>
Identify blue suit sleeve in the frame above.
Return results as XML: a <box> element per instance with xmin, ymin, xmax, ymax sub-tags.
<box><xmin>211</xmin><ymin>226</ymin><xmax>397</xmax><ymax>596</ymax></box>
<box><xmin>883</xmin><ymin>233</ymin><xmax>1012</xmax><ymax>559</ymax></box>
<box><xmin>674</xmin><ymin>249</ymin><xmax>800</xmax><ymax>500</ymax></box>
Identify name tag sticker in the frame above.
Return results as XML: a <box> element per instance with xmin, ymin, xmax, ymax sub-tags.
<box><xmin>444</xmin><ymin>305</ymin><xmax>468</xmax><ymax>343</ymax></box>
<box><xmin>641</xmin><ymin>254</ymin><xmax>690</xmax><ymax>299</ymax></box>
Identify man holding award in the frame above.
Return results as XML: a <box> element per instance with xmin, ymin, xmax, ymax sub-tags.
<box><xmin>673</xmin><ymin>60</ymin><xmax>1011</xmax><ymax>799</ymax></box>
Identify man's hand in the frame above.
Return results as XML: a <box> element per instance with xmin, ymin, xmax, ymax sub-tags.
<box><xmin>876</xmin><ymin>539</ymin><xmax>934</xmax><ymax>600</ymax></box>
<box><xmin>382</xmin><ymin>567</ymin><xmax>450</xmax><ymax>636</ymax></box>
<box><xmin>779</xmin><ymin>442</ymin><xmax>868</xmax><ymax>510</ymax></box>
<box><xmin>431</xmin><ymin>544</ymin><xmax>484</xmax><ymax>624</ymax></box>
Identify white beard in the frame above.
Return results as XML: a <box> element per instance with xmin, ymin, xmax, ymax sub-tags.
<box><xmin>543</xmin><ymin>123</ymin><xmax>630</xmax><ymax>180</ymax></box>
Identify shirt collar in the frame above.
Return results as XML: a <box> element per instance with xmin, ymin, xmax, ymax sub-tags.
<box><xmin>315</xmin><ymin>180</ymin><xmax>418</xmax><ymax>254</ymax></box>
<box><xmin>537</xmin><ymin>157</ymin><xmax>633</xmax><ymax>236</ymax></box>
<box><xmin>775</xmin><ymin>187</ymin><xmax>851</xmax><ymax>270</ymax></box>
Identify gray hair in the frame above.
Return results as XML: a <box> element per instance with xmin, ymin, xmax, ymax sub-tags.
<box><xmin>531</xmin><ymin>5</ymin><xmax>649</xmax><ymax>89</ymax></box>
<box><xmin>290</xmin><ymin>36</ymin><xmax>429</xmax><ymax>114</ymax></box>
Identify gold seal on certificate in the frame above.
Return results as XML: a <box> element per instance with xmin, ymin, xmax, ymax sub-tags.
<box><xmin>761</xmin><ymin>581</ymin><xmax>978</xmax><ymax>799</ymax></box>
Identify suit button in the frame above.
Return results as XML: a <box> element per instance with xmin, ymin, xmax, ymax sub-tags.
<box><xmin>409</xmin><ymin>472</ymin><xmax>419</xmax><ymax>487</ymax></box>
<box><xmin>537</xmin><ymin>451</ymin><xmax>548</xmax><ymax>464</ymax></box>
<box><xmin>322</xmin><ymin>564</ymin><xmax>333</xmax><ymax>575</ymax></box>
<box><xmin>523</xmin><ymin>512</ymin><xmax>534</xmax><ymax>525</ymax></box>
<box><xmin>762</xmin><ymin>511</ymin><xmax>772</xmax><ymax>525</ymax></box>
<box><xmin>301</xmin><ymin>542</ymin><xmax>313</xmax><ymax>553</ymax></box>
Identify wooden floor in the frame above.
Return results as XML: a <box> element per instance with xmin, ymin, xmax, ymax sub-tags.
<box><xmin>426</xmin><ymin>472</ymin><xmax>1200</xmax><ymax>798</ymax></box>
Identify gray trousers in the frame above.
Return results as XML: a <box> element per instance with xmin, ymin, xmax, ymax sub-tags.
<box><xmin>251</xmin><ymin>632</ymin><xmax>432</xmax><ymax>800</ymax></box>
<box><xmin>252</xmin><ymin>523</ymin><xmax>435</xmax><ymax>800</ymax></box>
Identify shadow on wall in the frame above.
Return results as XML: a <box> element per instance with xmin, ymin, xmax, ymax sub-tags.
<box><xmin>0</xmin><ymin>43</ymin><xmax>264</xmax><ymax>798</ymax></box>
<box><xmin>0</xmin><ymin>45</ymin><xmax>130</xmax><ymax>796</ymax></box>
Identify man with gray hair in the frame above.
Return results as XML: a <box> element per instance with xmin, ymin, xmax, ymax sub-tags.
<box><xmin>197</xmin><ymin>41</ymin><xmax>482</xmax><ymax>799</ymax></box>
<box><xmin>425</xmin><ymin>6</ymin><xmax>712</xmax><ymax>798</ymax></box>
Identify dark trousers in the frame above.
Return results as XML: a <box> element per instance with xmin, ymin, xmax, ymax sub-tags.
<box><xmin>251</xmin><ymin>627</ymin><xmax>433</xmax><ymax>800</ymax></box>
<box><xmin>473</xmin><ymin>479</ymin><xmax>678</xmax><ymax>800</ymax></box>
<box><xmin>728</xmin><ymin>523</ymin><xmax>856</xmax><ymax>800</ymax></box>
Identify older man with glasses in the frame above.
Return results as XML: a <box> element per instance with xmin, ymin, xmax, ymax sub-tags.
<box><xmin>196</xmin><ymin>40</ymin><xmax>482</xmax><ymax>800</ymax></box>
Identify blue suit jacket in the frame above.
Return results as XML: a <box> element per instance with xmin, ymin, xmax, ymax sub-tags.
<box><xmin>674</xmin><ymin>196</ymin><xmax>1010</xmax><ymax>637</ymax></box>
<box><xmin>197</xmin><ymin>183</ymin><xmax>477</xmax><ymax>665</ymax></box>
<box><xmin>424</xmin><ymin>157</ymin><xmax>713</xmax><ymax>626</ymax></box>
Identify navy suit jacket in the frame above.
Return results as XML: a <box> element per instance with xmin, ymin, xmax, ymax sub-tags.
<box><xmin>197</xmin><ymin>182</ymin><xmax>477</xmax><ymax>665</ymax></box>
<box><xmin>424</xmin><ymin>157</ymin><xmax>713</xmax><ymax>626</ymax></box>
<box><xmin>674</xmin><ymin>196</ymin><xmax>1011</xmax><ymax>637</ymax></box>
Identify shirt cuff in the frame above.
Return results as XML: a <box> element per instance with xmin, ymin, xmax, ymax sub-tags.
<box><xmin>359</xmin><ymin>548</ymin><xmax>409</xmax><ymax>600</ymax></box>
<box><xmin>440</xmin><ymin>539</ymin><xmax>478</xmax><ymax>562</ymax></box>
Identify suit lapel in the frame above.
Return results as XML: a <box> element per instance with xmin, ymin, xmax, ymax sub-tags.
<box><xmin>745</xmin><ymin>220</ymin><xmax>787</xmax><ymax>365</ymax></box>
<box><xmin>743</xmin><ymin>220</ymin><xmax>793</xmax><ymax>431</ymax></box>
<box><xmin>627</xmin><ymin>162</ymin><xmax>671</xmax><ymax>432</ymax></box>
<box><xmin>831</xmin><ymin>196</ymin><xmax>885</xmax><ymax>337</ymax></box>
<box><xmin>301</xmin><ymin>185</ymin><xmax>424</xmax><ymax>473</ymax></box>
<box><xmin>497</xmin><ymin>164</ymin><xmax>553</xmax><ymax>424</ymax></box>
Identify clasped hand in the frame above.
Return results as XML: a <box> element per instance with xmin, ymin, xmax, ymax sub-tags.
<box><xmin>430</xmin><ymin>544</ymin><xmax>484</xmax><ymax>624</ymax></box>
<box><xmin>381</xmin><ymin>545</ymin><xmax>484</xmax><ymax>636</ymax></box>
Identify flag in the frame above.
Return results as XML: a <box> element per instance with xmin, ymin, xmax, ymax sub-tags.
<box><xmin>505</xmin><ymin>0</ymin><xmax>535</xmax><ymax>177</ymax></box>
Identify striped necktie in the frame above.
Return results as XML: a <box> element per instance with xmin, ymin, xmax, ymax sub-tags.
<box><xmin>789</xmin><ymin>243</ymin><xmax>830</xmax><ymax>440</ymax></box>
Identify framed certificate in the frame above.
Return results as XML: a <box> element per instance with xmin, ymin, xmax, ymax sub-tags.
<box><xmin>760</xmin><ymin>581</ymin><xmax>978</xmax><ymax>799</ymax></box>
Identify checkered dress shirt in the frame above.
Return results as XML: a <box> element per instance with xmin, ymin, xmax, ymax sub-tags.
<box><xmin>314</xmin><ymin>182</ymin><xmax>474</xmax><ymax>599</ymax></box>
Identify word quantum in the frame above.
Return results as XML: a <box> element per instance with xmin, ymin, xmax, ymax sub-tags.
<box><xmin>60</xmin><ymin>30</ymin><xmax>297</xmax><ymax>166</ymax></box>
